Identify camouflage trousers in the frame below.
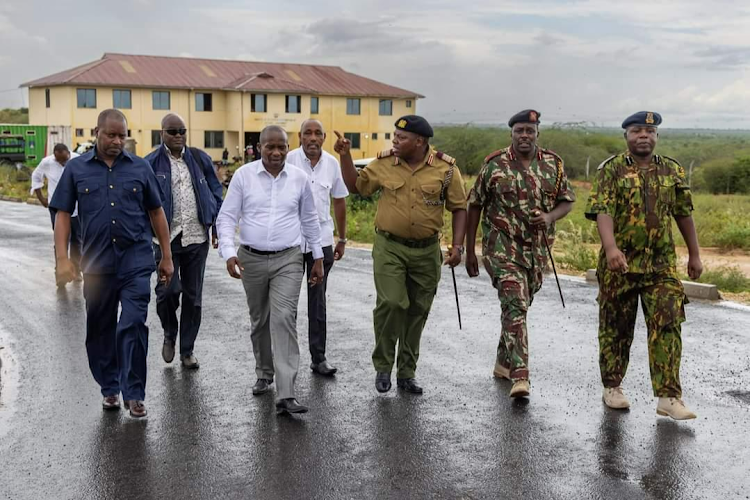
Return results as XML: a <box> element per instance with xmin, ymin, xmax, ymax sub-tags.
<box><xmin>597</xmin><ymin>266</ymin><xmax>687</xmax><ymax>398</ymax></box>
<box><xmin>484</xmin><ymin>257</ymin><xmax>544</xmax><ymax>381</ymax></box>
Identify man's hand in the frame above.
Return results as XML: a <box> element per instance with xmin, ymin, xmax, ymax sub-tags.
<box><xmin>465</xmin><ymin>252</ymin><xmax>480</xmax><ymax>277</ymax></box>
<box><xmin>226</xmin><ymin>257</ymin><xmax>244</xmax><ymax>279</ymax></box>
<box><xmin>444</xmin><ymin>246</ymin><xmax>462</xmax><ymax>268</ymax></box>
<box><xmin>334</xmin><ymin>241</ymin><xmax>346</xmax><ymax>261</ymax></box>
<box><xmin>309</xmin><ymin>259</ymin><xmax>324</xmax><ymax>286</ymax></box>
<box><xmin>55</xmin><ymin>257</ymin><xmax>76</xmax><ymax>286</ymax></box>
<box><xmin>158</xmin><ymin>257</ymin><xmax>174</xmax><ymax>286</ymax></box>
<box><xmin>687</xmin><ymin>255</ymin><xmax>703</xmax><ymax>280</ymax></box>
<box><xmin>531</xmin><ymin>209</ymin><xmax>552</xmax><ymax>229</ymax></box>
<box><xmin>333</xmin><ymin>131</ymin><xmax>351</xmax><ymax>156</ymax></box>
<box><xmin>605</xmin><ymin>246</ymin><xmax>629</xmax><ymax>273</ymax></box>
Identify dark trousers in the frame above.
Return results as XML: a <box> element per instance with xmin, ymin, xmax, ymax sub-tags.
<box><xmin>83</xmin><ymin>269</ymin><xmax>152</xmax><ymax>401</ymax></box>
<box><xmin>153</xmin><ymin>234</ymin><xmax>210</xmax><ymax>356</ymax></box>
<box><xmin>50</xmin><ymin>208</ymin><xmax>82</xmax><ymax>271</ymax></box>
<box><xmin>303</xmin><ymin>245</ymin><xmax>335</xmax><ymax>363</ymax></box>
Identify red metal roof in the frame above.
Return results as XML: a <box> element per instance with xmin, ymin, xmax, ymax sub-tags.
<box><xmin>21</xmin><ymin>53</ymin><xmax>423</xmax><ymax>98</ymax></box>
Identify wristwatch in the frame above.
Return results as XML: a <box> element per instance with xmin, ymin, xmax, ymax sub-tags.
<box><xmin>338</xmin><ymin>238</ymin><xmax>348</xmax><ymax>244</ymax></box>
<box><xmin>448</xmin><ymin>245</ymin><xmax>464</xmax><ymax>255</ymax></box>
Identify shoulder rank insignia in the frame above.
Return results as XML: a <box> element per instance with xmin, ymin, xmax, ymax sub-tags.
<box><xmin>376</xmin><ymin>149</ymin><xmax>393</xmax><ymax>159</ymax></box>
<box><xmin>597</xmin><ymin>154</ymin><xmax>617</xmax><ymax>170</ymax></box>
<box><xmin>484</xmin><ymin>149</ymin><xmax>507</xmax><ymax>164</ymax></box>
<box><xmin>662</xmin><ymin>155</ymin><xmax>682</xmax><ymax>167</ymax></box>
<box><xmin>435</xmin><ymin>151</ymin><xmax>456</xmax><ymax>165</ymax></box>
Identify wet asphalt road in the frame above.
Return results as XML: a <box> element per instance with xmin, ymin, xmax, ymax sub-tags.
<box><xmin>1</xmin><ymin>200</ymin><xmax>750</xmax><ymax>500</ymax></box>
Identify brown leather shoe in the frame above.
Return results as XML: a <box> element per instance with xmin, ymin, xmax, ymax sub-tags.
<box><xmin>124</xmin><ymin>400</ymin><xmax>147</xmax><ymax>418</ymax></box>
<box><xmin>181</xmin><ymin>354</ymin><xmax>200</xmax><ymax>369</ymax></box>
<box><xmin>162</xmin><ymin>338</ymin><xmax>175</xmax><ymax>363</ymax></box>
<box><xmin>102</xmin><ymin>395</ymin><xmax>120</xmax><ymax>410</ymax></box>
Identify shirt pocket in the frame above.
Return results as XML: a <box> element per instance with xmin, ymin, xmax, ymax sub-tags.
<box><xmin>121</xmin><ymin>180</ymin><xmax>145</xmax><ymax>212</ymax></box>
<box><xmin>494</xmin><ymin>178</ymin><xmax>520</xmax><ymax>208</ymax></box>
<box><xmin>382</xmin><ymin>179</ymin><xmax>405</xmax><ymax>204</ymax></box>
<box><xmin>617</xmin><ymin>177</ymin><xmax>641</xmax><ymax>207</ymax></box>
<box><xmin>420</xmin><ymin>181</ymin><xmax>443</xmax><ymax>206</ymax></box>
<box><xmin>76</xmin><ymin>183</ymin><xmax>104</xmax><ymax>214</ymax></box>
<box><xmin>658</xmin><ymin>176</ymin><xmax>676</xmax><ymax>213</ymax></box>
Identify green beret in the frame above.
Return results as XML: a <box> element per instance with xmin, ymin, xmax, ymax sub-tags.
<box><xmin>395</xmin><ymin>115</ymin><xmax>433</xmax><ymax>138</ymax></box>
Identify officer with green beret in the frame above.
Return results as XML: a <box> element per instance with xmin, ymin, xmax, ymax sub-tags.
<box><xmin>585</xmin><ymin>111</ymin><xmax>702</xmax><ymax>420</ymax></box>
<box><xmin>466</xmin><ymin>109</ymin><xmax>575</xmax><ymax>399</ymax></box>
<box><xmin>334</xmin><ymin>115</ymin><xmax>467</xmax><ymax>394</ymax></box>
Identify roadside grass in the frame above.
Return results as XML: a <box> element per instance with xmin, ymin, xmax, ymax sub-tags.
<box><xmin>0</xmin><ymin>164</ymin><xmax>33</xmax><ymax>200</ymax></box>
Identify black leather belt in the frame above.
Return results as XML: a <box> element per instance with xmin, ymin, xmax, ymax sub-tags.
<box><xmin>375</xmin><ymin>229</ymin><xmax>439</xmax><ymax>249</ymax></box>
<box><xmin>241</xmin><ymin>245</ymin><xmax>295</xmax><ymax>255</ymax></box>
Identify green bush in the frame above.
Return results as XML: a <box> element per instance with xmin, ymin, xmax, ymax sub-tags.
<box><xmin>683</xmin><ymin>265</ymin><xmax>750</xmax><ymax>293</ymax></box>
<box><xmin>555</xmin><ymin>220</ymin><xmax>599</xmax><ymax>271</ymax></box>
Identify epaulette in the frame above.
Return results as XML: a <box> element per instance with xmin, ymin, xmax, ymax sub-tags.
<box><xmin>662</xmin><ymin>155</ymin><xmax>682</xmax><ymax>167</ymax></box>
<box><xmin>435</xmin><ymin>151</ymin><xmax>456</xmax><ymax>165</ymax></box>
<box><xmin>597</xmin><ymin>154</ymin><xmax>618</xmax><ymax>170</ymax></box>
<box><xmin>540</xmin><ymin>148</ymin><xmax>562</xmax><ymax>160</ymax></box>
<box><xmin>484</xmin><ymin>148</ymin><xmax>507</xmax><ymax>164</ymax></box>
<box><xmin>376</xmin><ymin>149</ymin><xmax>393</xmax><ymax>159</ymax></box>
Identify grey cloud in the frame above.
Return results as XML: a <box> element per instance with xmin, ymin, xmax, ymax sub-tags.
<box><xmin>693</xmin><ymin>46</ymin><xmax>750</xmax><ymax>68</ymax></box>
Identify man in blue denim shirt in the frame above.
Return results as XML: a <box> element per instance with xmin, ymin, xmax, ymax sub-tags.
<box><xmin>145</xmin><ymin>113</ymin><xmax>223</xmax><ymax>369</ymax></box>
<box><xmin>51</xmin><ymin>109</ymin><xmax>174</xmax><ymax>418</ymax></box>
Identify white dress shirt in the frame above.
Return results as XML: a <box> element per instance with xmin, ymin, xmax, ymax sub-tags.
<box><xmin>216</xmin><ymin>160</ymin><xmax>323</xmax><ymax>261</ymax></box>
<box><xmin>30</xmin><ymin>152</ymin><xmax>80</xmax><ymax>216</ymax></box>
<box><xmin>286</xmin><ymin>148</ymin><xmax>349</xmax><ymax>250</ymax></box>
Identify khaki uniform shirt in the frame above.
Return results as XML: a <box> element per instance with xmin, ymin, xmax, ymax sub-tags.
<box><xmin>356</xmin><ymin>148</ymin><xmax>467</xmax><ymax>240</ymax></box>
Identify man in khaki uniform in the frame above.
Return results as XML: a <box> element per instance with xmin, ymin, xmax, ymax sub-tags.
<box><xmin>334</xmin><ymin>115</ymin><xmax>467</xmax><ymax>394</ymax></box>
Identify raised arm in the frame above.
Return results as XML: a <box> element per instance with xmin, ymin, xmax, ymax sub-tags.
<box><xmin>333</xmin><ymin>131</ymin><xmax>358</xmax><ymax>195</ymax></box>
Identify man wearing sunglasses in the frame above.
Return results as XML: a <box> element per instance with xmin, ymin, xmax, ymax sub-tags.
<box><xmin>145</xmin><ymin>113</ymin><xmax>224</xmax><ymax>369</ymax></box>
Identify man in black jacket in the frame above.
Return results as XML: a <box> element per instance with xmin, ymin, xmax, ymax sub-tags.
<box><xmin>145</xmin><ymin>113</ymin><xmax>224</xmax><ymax>368</ymax></box>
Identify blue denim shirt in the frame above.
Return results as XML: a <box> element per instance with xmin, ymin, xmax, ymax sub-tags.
<box><xmin>50</xmin><ymin>148</ymin><xmax>163</xmax><ymax>274</ymax></box>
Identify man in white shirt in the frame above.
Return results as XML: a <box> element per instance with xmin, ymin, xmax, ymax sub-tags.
<box><xmin>287</xmin><ymin>120</ymin><xmax>348</xmax><ymax>377</ymax></box>
<box><xmin>30</xmin><ymin>143</ymin><xmax>82</xmax><ymax>283</ymax></box>
<box><xmin>216</xmin><ymin>125</ymin><xmax>324</xmax><ymax>415</ymax></box>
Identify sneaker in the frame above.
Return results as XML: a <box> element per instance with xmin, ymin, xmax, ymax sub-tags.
<box><xmin>603</xmin><ymin>386</ymin><xmax>631</xmax><ymax>409</ymax></box>
<box><xmin>493</xmin><ymin>360</ymin><xmax>510</xmax><ymax>380</ymax></box>
<box><xmin>510</xmin><ymin>379</ymin><xmax>530</xmax><ymax>398</ymax></box>
<box><xmin>657</xmin><ymin>398</ymin><xmax>697</xmax><ymax>420</ymax></box>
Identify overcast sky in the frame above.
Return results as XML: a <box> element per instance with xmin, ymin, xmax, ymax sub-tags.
<box><xmin>2</xmin><ymin>1</ymin><xmax>750</xmax><ymax>128</ymax></box>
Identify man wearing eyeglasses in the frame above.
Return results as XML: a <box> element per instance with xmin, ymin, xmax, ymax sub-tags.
<box><xmin>145</xmin><ymin>113</ymin><xmax>224</xmax><ymax>369</ymax></box>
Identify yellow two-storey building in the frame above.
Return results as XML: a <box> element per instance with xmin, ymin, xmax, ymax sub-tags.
<box><xmin>22</xmin><ymin>53</ymin><xmax>423</xmax><ymax>161</ymax></box>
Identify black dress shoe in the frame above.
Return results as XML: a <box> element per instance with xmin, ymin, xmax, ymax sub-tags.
<box><xmin>397</xmin><ymin>378</ymin><xmax>423</xmax><ymax>394</ymax></box>
<box><xmin>310</xmin><ymin>360</ymin><xmax>338</xmax><ymax>376</ymax></box>
<box><xmin>276</xmin><ymin>398</ymin><xmax>309</xmax><ymax>415</ymax></box>
<box><xmin>252</xmin><ymin>378</ymin><xmax>273</xmax><ymax>396</ymax></box>
<box><xmin>375</xmin><ymin>372</ymin><xmax>392</xmax><ymax>393</ymax></box>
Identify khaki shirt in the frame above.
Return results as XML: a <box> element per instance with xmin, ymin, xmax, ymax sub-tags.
<box><xmin>356</xmin><ymin>148</ymin><xmax>467</xmax><ymax>239</ymax></box>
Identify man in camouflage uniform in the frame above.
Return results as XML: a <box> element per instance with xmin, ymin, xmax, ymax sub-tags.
<box><xmin>466</xmin><ymin>109</ymin><xmax>575</xmax><ymax>398</ymax></box>
<box><xmin>334</xmin><ymin>115</ymin><xmax>467</xmax><ymax>395</ymax></box>
<box><xmin>585</xmin><ymin>111</ymin><xmax>702</xmax><ymax>420</ymax></box>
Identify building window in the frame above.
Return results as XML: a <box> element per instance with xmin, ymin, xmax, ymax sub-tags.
<box><xmin>346</xmin><ymin>98</ymin><xmax>360</xmax><ymax>115</ymax></box>
<box><xmin>379</xmin><ymin>100</ymin><xmax>393</xmax><ymax>116</ymax></box>
<box><xmin>151</xmin><ymin>130</ymin><xmax>162</xmax><ymax>148</ymax></box>
<box><xmin>372</xmin><ymin>133</ymin><xmax>378</xmax><ymax>140</ymax></box>
<box><xmin>251</xmin><ymin>93</ymin><xmax>266</xmax><ymax>113</ymax></box>
<box><xmin>385</xmin><ymin>133</ymin><xmax>391</xmax><ymax>140</ymax></box>
<box><xmin>127</xmin><ymin>129</ymin><xmax>132</xmax><ymax>137</ymax></box>
<box><xmin>90</xmin><ymin>129</ymin><xmax>95</xmax><ymax>136</ymax></box>
<box><xmin>406</xmin><ymin>100</ymin><xmax>413</xmax><ymax>108</ymax></box>
<box><xmin>196</xmin><ymin>93</ymin><xmax>213</xmax><ymax>112</ymax></box>
<box><xmin>286</xmin><ymin>95</ymin><xmax>301</xmax><ymax>114</ymax></box>
<box><xmin>153</xmin><ymin>91</ymin><xmax>170</xmax><ymax>110</ymax></box>
<box><xmin>310</xmin><ymin>97</ymin><xmax>319</xmax><ymax>114</ymax></box>
<box><xmin>75</xmin><ymin>128</ymin><xmax>84</xmax><ymax>137</ymax></box>
<box><xmin>76</xmin><ymin>88</ymin><xmax>96</xmax><ymax>109</ymax></box>
<box><xmin>344</xmin><ymin>133</ymin><xmax>361</xmax><ymax>149</ymax></box>
<box><xmin>113</xmin><ymin>89</ymin><xmax>131</xmax><ymax>109</ymax></box>
<box><xmin>45</xmin><ymin>89</ymin><xmax>50</xmax><ymax>108</ymax></box>
<box><xmin>204</xmin><ymin>130</ymin><xmax>224</xmax><ymax>148</ymax></box>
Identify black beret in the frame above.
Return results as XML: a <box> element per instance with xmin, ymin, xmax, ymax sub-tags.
<box><xmin>622</xmin><ymin>111</ymin><xmax>662</xmax><ymax>129</ymax></box>
<box><xmin>395</xmin><ymin>115</ymin><xmax>433</xmax><ymax>138</ymax></box>
<box><xmin>508</xmin><ymin>109</ymin><xmax>541</xmax><ymax>128</ymax></box>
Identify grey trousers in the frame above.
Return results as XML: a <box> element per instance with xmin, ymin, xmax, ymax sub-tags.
<box><xmin>239</xmin><ymin>246</ymin><xmax>304</xmax><ymax>401</ymax></box>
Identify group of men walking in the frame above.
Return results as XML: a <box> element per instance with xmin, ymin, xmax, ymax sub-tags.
<box><xmin>39</xmin><ymin>105</ymin><xmax>701</xmax><ymax>421</ymax></box>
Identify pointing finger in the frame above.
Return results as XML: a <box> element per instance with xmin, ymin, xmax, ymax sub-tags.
<box><xmin>334</xmin><ymin>130</ymin><xmax>343</xmax><ymax>139</ymax></box>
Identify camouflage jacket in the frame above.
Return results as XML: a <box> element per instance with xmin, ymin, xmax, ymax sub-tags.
<box><xmin>468</xmin><ymin>146</ymin><xmax>576</xmax><ymax>270</ymax></box>
<box><xmin>585</xmin><ymin>152</ymin><xmax>693</xmax><ymax>274</ymax></box>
